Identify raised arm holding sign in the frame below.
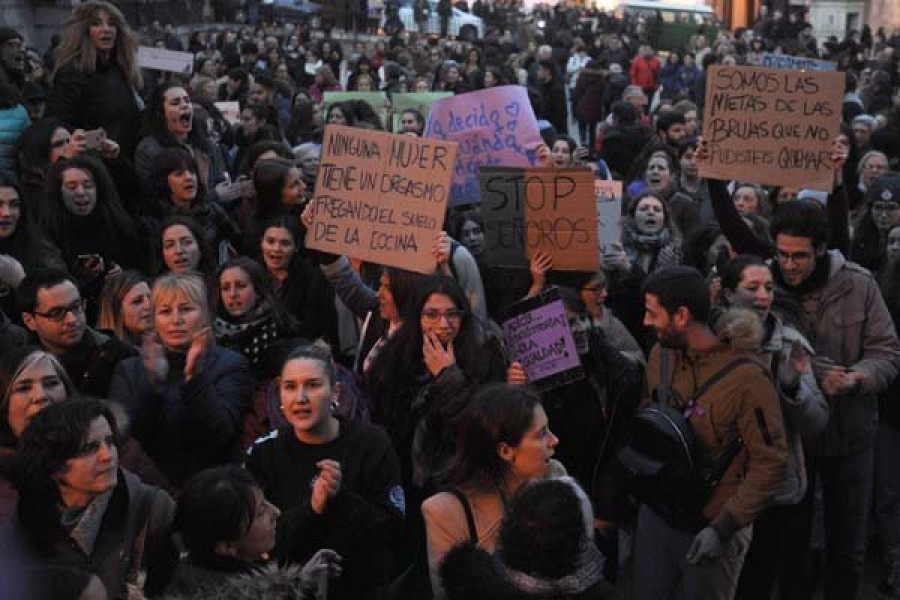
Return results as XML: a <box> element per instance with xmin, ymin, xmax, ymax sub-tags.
<box><xmin>305</xmin><ymin>125</ymin><xmax>457</xmax><ymax>274</ymax></box>
<box><xmin>698</xmin><ymin>65</ymin><xmax>844</xmax><ymax>192</ymax></box>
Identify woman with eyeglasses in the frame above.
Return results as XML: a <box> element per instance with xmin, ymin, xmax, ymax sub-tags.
<box><xmin>364</xmin><ymin>275</ymin><xmax>508</xmax><ymax>514</ymax></box>
<box><xmin>245</xmin><ymin>341</ymin><xmax>401</xmax><ymax>600</ymax></box>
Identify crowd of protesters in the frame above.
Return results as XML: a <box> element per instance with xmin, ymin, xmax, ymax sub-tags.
<box><xmin>0</xmin><ymin>1</ymin><xmax>899</xmax><ymax>599</ymax></box>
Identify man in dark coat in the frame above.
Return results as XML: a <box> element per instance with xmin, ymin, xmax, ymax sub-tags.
<box><xmin>533</xmin><ymin>60</ymin><xmax>568</xmax><ymax>136</ymax></box>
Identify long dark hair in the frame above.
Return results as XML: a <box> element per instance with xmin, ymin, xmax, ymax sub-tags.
<box><xmin>143</xmin><ymin>81</ymin><xmax>212</xmax><ymax>154</ymax></box>
<box><xmin>215</xmin><ymin>256</ymin><xmax>299</xmax><ymax>333</ymax></box>
<box><xmin>0</xmin><ymin>175</ymin><xmax>59</xmax><ymax>271</ymax></box>
<box><xmin>148</xmin><ymin>147</ymin><xmax>208</xmax><ymax>209</ymax></box>
<box><xmin>16</xmin><ymin>118</ymin><xmax>69</xmax><ymax>187</ymax></box>
<box><xmin>153</xmin><ymin>215</ymin><xmax>217</xmax><ymax>279</ymax></box>
<box><xmin>366</xmin><ymin>275</ymin><xmax>484</xmax><ymax>419</ymax></box>
<box><xmin>440</xmin><ymin>383</ymin><xmax>541</xmax><ymax>492</ymax></box>
<box><xmin>40</xmin><ymin>155</ymin><xmax>140</xmax><ymax>251</ymax></box>
<box><xmin>252</xmin><ymin>157</ymin><xmax>296</xmax><ymax>220</ymax></box>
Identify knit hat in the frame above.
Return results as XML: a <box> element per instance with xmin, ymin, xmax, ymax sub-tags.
<box><xmin>869</xmin><ymin>173</ymin><xmax>900</xmax><ymax>205</ymax></box>
<box><xmin>0</xmin><ymin>28</ymin><xmax>23</xmax><ymax>46</ymax></box>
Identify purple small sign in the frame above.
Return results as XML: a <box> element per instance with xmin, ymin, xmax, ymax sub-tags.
<box><xmin>502</xmin><ymin>294</ymin><xmax>582</xmax><ymax>390</ymax></box>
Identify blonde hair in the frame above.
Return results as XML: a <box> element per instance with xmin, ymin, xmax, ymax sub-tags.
<box><xmin>151</xmin><ymin>273</ymin><xmax>210</xmax><ymax>328</ymax></box>
<box><xmin>52</xmin><ymin>1</ymin><xmax>142</xmax><ymax>89</ymax></box>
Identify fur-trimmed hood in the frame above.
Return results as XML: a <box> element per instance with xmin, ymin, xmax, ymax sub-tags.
<box><xmin>713</xmin><ymin>307</ymin><xmax>765</xmax><ymax>353</ymax></box>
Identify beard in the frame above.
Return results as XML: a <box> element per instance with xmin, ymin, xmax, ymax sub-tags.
<box><xmin>657</xmin><ymin>327</ymin><xmax>687</xmax><ymax>350</ymax></box>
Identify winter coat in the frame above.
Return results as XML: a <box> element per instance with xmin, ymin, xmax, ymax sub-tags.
<box><xmin>110</xmin><ymin>345</ymin><xmax>253</xmax><ymax>487</ymax></box>
<box><xmin>46</xmin><ymin>61</ymin><xmax>142</xmax><ymax>159</ymax></box>
<box><xmin>12</xmin><ymin>468</ymin><xmax>176</xmax><ymax>599</ymax></box>
<box><xmin>645</xmin><ymin>336</ymin><xmax>789</xmax><ymax>542</ymax></box>
<box><xmin>533</xmin><ymin>78</ymin><xmax>568</xmax><ymax>136</ymax></box>
<box><xmin>600</xmin><ymin>123</ymin><xmax>651</xmax><ymax>179</ymax></box>
<box><xmin>0</xmin><ymin>104</ymin><xmax>28</xmax><ymax>182</ymax></box>
<box><xmin>628</xmin><ymin>55</ymin><xmax>660</xmax><ymax>91</ymax></box>
<box><xmin>778</xmin><ymin>250</ymin><xmax>900</xmax><ymax>456</ymax></box>
<box><xmin>659</xmin><ymin>62</ymin><xmax>683</xmax><ymax>97</ymax></box>
<box><xmin>573</xmin><ymin>68</ymin><xmax>606</xmax><ymax>123</ymax></box>
<box><xmin>133</xmin><ymin>135</ymin><xmax>229</xmax><ymax>201</ymax></box>
<box><xmin>714</xmin><ymin>309</ymin><xmax>828</xmax><ymax>505</ymax></box>
<box><xmin>35</xmin><ymin>328</ymin><xmax>138</xmax><ymax>399</ymax></box>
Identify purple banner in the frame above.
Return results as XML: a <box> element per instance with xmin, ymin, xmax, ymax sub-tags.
<box><xmin>424</xmin><ymin>86</ymin><xmax>544</xmax><ymax>206</ymax></box>
<box><xmin>503</xmin><ymin>298</ymin><xmax>581</xmax><ymax>384</ymax></box>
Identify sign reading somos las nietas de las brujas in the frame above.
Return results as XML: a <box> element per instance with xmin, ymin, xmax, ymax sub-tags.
<box><xmin>699</xmin><ymin>65</ymin><xmax>844</xmax><ymax>192</ymax></box>
<box><xmin>305</xmin><ymin>125</ymin><xmax>458</xmax><ymax>274</ymax></box>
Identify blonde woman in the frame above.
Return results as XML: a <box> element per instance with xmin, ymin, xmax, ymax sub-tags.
<box><xmin>46</xmin><ymin>1</ymin><xmax>143</xmax><ymax>157</ymax></box>
<box><xmin>110</xmin><ymin>273</ymin><xmax>253</xmax><ymax>487</ymax></box>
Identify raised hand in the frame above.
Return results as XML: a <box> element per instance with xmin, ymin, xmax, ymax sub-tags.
<box><xmin>184</xmin><ymin>327</ymin><xmax>211</xmax><ymax>381</ymax></box>
<box><xmin>423</xmin><ymin>332</ymin><xmax>455</xmax><ymax>377</ymax></box>
<box><xmin>142</xmin><ymin>334</ymin><xmax>169</xmax><ymax>384</ymax></box>
<box><xmin>310</xmin><ymin>460</ymin><xmax>342</xmax><ymax>514</ymax></box>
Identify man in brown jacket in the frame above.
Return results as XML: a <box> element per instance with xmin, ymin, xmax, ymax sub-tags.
<box><xmin>633</xmin><ymin>266</ymin><xmax>788</xmax><ymax>600</ymax></box>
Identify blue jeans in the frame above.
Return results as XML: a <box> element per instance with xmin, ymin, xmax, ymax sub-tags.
<box><xmin>784</xmin><ymin>445</ymin><xmax>874</xmax><ymax>600</ymax></box>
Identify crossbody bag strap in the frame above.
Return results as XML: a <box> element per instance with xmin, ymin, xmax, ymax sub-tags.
<box><xmin>447</xmin><ymin>488</ymin><xmax>478</xmax><ymax>545</ymax></box>
<box><xmin>656</xmin><ymin>348</ymin><xmax>672</xmax><ymax>404</ymax></box>
<box><xmin>690</xmin><ymin>358</ymin><xmax>761</xmax><ymax>403</ymax></box>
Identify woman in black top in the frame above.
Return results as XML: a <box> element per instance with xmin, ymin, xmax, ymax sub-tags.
<box><xmin>246</xmin><ymin>342</ymin><xmax>403</xmax><ymax>600</ymax></box>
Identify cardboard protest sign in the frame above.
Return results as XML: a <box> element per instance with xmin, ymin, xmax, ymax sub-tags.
<box><xmin>480</xmin><ymin>167</ymin><xmax>599</xmax><ymax>272</ymax></box>
<box><xmin>137</xmin><ymin>46</ymin><xmax>194</xmax><ymax>74</ymax></box>
<box><xmin>425</xmin><ymin>86</ymin><xmax>544</xmax><ymax>206</ymax></box>
<box><xmin>391</xmin><ymin>92</ymin><xmax>453</xmax><ymax>133</ymax></box>
<box><xmin>323</xmin><ymin>91</ymin><xmax>389</xmax><ymax>129</ymax></box>
<box><xmin>306</xmin><ymin>125</ymin><xmax>457</xmax><ymax>274</ymax></box>
<box><xmin>699</xmin><ymin>65</ymin><xmax>843</xmax><ymax>192</ymax></box>
<box><xmin>760</xmin><ymin>53</ymin><xmax>837</xmax><ymax>72</ymax></box>
<box><xmin>595</xmin><ymin>180</ymin><xmax>623</xmax><ymax>249</ymax></box>
<box><xmin>502</xmin><ymin>287</ymin><xmax>584</xmax><ymax>392</ymax></box>
<box><xmin>214</xmin><ymin>101</ymin><xmax>241</xmax><ymax>125</ymax></box>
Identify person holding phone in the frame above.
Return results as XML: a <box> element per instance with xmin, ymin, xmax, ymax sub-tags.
<box><xmin>38</xmin><ymin>155</ymin><xmax>145</xmax><ymax>322</ymax></box>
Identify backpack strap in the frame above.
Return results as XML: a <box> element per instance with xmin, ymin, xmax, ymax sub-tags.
<box><xmin>447</xmin><ymin>488</ymin><xmax>478</xmax><ymax>545</ymax></box>
<box><xmin>656</xmin><ymin>348</ymin><xmax>672</xmax><ymax>404</ymax></box>
<box><xmin>690</xmin><ymin>358</ymin><xmax>762</xmax><ymax>403</ymax></box>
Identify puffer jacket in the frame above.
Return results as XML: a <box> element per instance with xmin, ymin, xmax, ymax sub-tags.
<box><xmin>0</xmin><ymin>104</ymin><xmax>28</xmax><ymax>182</ymax></box>
<box><xmin>715</xmin><ymin>309</ymin><xmax>828</xmax><ymax>505</ymax></box>
<box><xmin>645</xmin><ymin>323</ymin><xmax>788</xmax><ymax>541</ymax></box>
<box><xmin>781</xmin><ymin>250</ymin><xmax>900</xmax><ymax>456</ymax></box>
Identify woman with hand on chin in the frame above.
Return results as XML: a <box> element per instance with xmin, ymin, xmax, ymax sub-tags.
<box><xmin>110</xmin><ymin>273</ymin><xmax>253</xmax><ymax>488</ymax></box>
<box><xmin>245</xmin><ymin>341</ymin><xmax>403</xmax><ymax>600</ymax></box>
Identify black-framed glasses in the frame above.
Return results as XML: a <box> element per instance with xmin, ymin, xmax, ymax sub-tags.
<box><xmin>422</xmin><ymin>308</ymin><xmax>464</xmax><ymax>323</ymax></box>
<box><xmin>775</xmin><ymin>249</ymin><xmax>813</xmax><ymax>264</ymax></box>
<box><xmin>33</xmin><ymin>299</ymin><xmax>86</xmax><ymax>323</ymax></box>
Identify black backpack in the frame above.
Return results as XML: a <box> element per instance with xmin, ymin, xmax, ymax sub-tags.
<box><xmin>618</xmin><ymin>351</ymin><xmax>763</xmax><ymax>531</ymax></box>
